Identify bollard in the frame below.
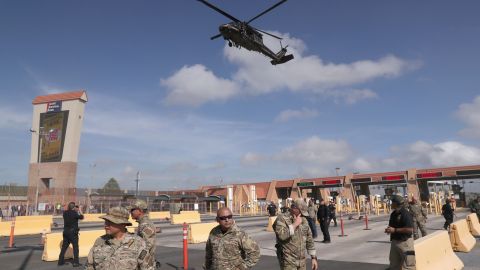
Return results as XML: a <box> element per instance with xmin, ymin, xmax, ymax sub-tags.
<box><xmin>183</xmin><ymin>222</ymin><xmax>188</xmax><ymax>269</ymax></box>
<box><xmin>41</xmin><ymin>229</ymin><xmax>46</xmax><ymax>245</ymax></box>
<box><xmin>364</xmin><ymin>214</ymin><xmax>371</xmax><ymax>230</ymax></box>
<box><xmin>338</xmin><ymin>213</ymin><xmax>347</xmax><ymax>237</ymax></box>
<box><xmin>8</xmin><ymin>219</ymin><xmax>15</xmax><ymax>248</ymax></box>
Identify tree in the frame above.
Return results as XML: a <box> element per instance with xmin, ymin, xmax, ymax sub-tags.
<box><xmin>102</xmin><ymin>178</ymin><xmax>121</xmax><ymax>194</ymax></box>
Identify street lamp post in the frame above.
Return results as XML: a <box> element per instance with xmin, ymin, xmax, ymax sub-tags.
<box><xmin>30</xmin><ymin>127</ymin><xmax>53</xmax><ymax>214</ymax></box>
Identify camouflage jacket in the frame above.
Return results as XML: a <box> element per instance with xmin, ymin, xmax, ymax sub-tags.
<box><xmin>85</xmin><ymin>233</ymin><xmax>153</xmax><ymax>270</ymax></box>
<box><xmin>136</xmin><ymin>215</ymin><xmax>156</xmax><ymax>268</ymax></box>
<box><xmin>469</xmin><ymin>201</ymin><xmax>480</xmax><ymax>213</ymax></box>
<box><xmin>204</xmin><ymin>224</ymin><xmax>260</xmax><ymax>270</ymax></box>
<box><xmin>407</xmin><ymin>202</ymin><xmax>427</xmax><ymax>222</ymax></box>
<box><xmin>273</xmin><ymin>212</ymin><xmax>316</xmax><ymax>267</ymax></box>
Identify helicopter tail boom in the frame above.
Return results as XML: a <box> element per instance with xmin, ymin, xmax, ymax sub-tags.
<box><xmin>271</xmin><ymin>54</ymin><xmax>294</xmax><ymax>65</ymax></box>
<box><xmin>270</xmin><ymin>47</ymin><xmax>294</xmax><ymax>65</ymax></box>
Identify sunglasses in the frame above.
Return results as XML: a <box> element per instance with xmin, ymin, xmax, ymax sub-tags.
<box><xmin>217</xmin><ymin>215</ymin><xmax>233</xmax><ymax>221</ymax></box>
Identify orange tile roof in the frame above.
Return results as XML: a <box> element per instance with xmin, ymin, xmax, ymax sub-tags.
<box><xmin>32</xmin><ymin>90</ymin><xmax>87</xmax><ymax>104</ymax></box>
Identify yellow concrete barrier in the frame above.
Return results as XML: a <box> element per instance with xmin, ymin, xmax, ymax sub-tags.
<box><xmin>171</xmin><ymin>212</ymin><xmax>201</xmax><ymax>224</ymax></box>
<box><xmin>149</xmin><ymin>211</ymin><xmax>171</xmax><ymax>220</ymax></box>
<box><xmin>180</xmin><ymin>211</ymin><xmax>199</xmax><ymax>214</ymax></box>
<box><xmin>0</xmin><ymin>220</ymin><xmax>51</xmax><ymax>236</ymax></box>
<box><xmin>449</xmin><ymin>219</ymin><xmax>476</xmax><ymax>252</ymax></box>
<box><xmin>16</xmin><ymin>219</ymin><xmax>51</xmax><ymax>235</ymax></box>
<box><xmin>266</xmin><ymin>216</ymin><xmax>277</xmax><ymax>232</ymax></box>
<box><xmin>0</xmin><ymin>221</ymin><xmax>11</xmax><ymax>237</ymax></box>
<box><xmin>466</xmin><ymin>213</ymin><xmax>480</xmax><ymax>237</ymax></box>
<box><xmin>81</xmin><ymin>213</ymin><xmax>104</xmax><ymax>223</ymax></box>
<box><xmin>42</xmin><ymin>230</ymin><xmax>105</xmax><ymax>261</ymax></box>
<box><xmin>188</xmin><ymin>222</ymin><xmax>218</xmax><ymax>243</ymax></box>
<box><xmin>16</xmin><ymin>215</ymin><xmax>53</xmax><ymax>224</ymax></box>
<box><xmin>414</xmin><ymin>230</ymin><xmax>463</xmax><ymax>270</ymax></box>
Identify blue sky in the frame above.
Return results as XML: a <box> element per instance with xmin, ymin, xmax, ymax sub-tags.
<box><xmin>1</xmin><ymin>0</ymin><xmax>480</xmax><ymax>190</ymax></box>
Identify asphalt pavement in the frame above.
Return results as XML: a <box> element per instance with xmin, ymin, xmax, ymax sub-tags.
<box><xmin>0</xmin><ymin>209</ymin><xmax>479</xmax><ymax>270</ymax></box>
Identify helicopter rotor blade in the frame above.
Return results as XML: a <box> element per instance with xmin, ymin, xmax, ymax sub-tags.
<box><xmin>197</xmin><ymin>0</ymin><xmax>241</xmax><ymax>23</ymax></box>
<box><xmin>246</xmin><ymin>0</ymin><xmax>287</xmax><ymax>24</ymax></box>
<box><xmin>253</xmin><ymin>27</ymin><xmax>283</xmax><ymax>40</ymax></box>
<box><xmin>210</xmin><ymin>33</ymin><xmax>223</xmax><ymax>40</ymax></box>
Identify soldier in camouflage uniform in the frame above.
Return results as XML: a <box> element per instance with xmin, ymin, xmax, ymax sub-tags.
<box><xmin>273</xmin><ymin>198</ymin><xmax>318</xmax><ymax>270</ymax></box>
<box><xmin>204</xmin><ymin>207</ymin><xmax>260</xmax><ymax>270</ymax></box>
<box><xmin>129</xmin><ymin>200</ymin><xmax>157</xmax><ymax>269</ymax></box>
<box><xmin>407</xmin><ymin>197</ymin><xmax>427</xmax><ymax>239</ymax></box>
<box><xmin>468</xmin><ymin>197</ymin><xmax>480</xmax><ymax>220</ymax></box>
<box><xmin>85</xmin><ymin>207</ymin><xmax>153</xmax><ymax>270</ymax></box>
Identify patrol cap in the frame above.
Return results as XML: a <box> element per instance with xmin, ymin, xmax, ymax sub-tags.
<box><xmin>391</xmin><ymin>195</ymin><xmax>404</xmax><ymax>205</ymax></box>
<box><xmin>291</xmin><ymin>198</ymin><xmax>309</xmax><ymax>217</ymax></box>
<box><xmin>100</xmin><ymin>206</ymin><xmax>132</xmax><ymax>226</ymax></box>
<box><xmin>128</xmin><ymin>199</ymin><xmax>148</xmax><ymax>211</ymax></box>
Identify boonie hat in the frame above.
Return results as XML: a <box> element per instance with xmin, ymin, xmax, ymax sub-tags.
<box><xmin>291</xmin><ymin>198</ymin><xmax>309</xmax><ymax>217</ymax></box>
<box><xmin>391</xmin><ymin>195</ymin><xmax>404</xmax><ymax>205</ymax></box>
<box><xmin>100</xmin><ymin>206</ymin><xmax>132</xmax><ymax>226</ymax></box>
<box><xmin>127</xmin><ymin>199</ymin><xmax>148</xmax><ymax>211</ymax></box>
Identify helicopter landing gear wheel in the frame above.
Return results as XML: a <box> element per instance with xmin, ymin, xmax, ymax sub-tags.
<box><xmin>228</xmin><ymin>41</ymin><xmax>232</xmax><ymax>47</ymax></box>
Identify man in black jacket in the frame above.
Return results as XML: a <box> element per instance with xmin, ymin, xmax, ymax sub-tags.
<box><xmin>385</xmin><ymin>195</ymin><xmax>415</xmax><ymax>270</ymax></box>
<box><xmin>317</xmin><ymin>198</ymin><xmax>331</xmax><ymax>243</ymax></box>
<box><xmin>442</xmin><ymin>198</ymin><xmax>454</xmax><ymax>230</ymax></box>
<box><xmin>58</xmin><ymin>202</ymin><xmax>84</xmax><ymax>267</ymax></box>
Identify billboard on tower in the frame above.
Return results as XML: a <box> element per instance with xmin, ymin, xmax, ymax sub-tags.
<box><xmin>38</xmin><ymin>110</ymin><xmax>69</xmax><ymax>162</ymax></box>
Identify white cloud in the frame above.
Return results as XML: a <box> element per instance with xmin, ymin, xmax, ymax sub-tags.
<box><xmin>241</xmin><ymin>152</ymin><xmax>266</xmax><ymax>166</ymax></box>
<box><xmin>274</xmin><ymin>136</ymin><xmax>353</xmax><ymax>176</ymax></box>
<box><xmin>372</xmin><ymin>141</ymin><xmax>480</xmax><ymax>170</ymax></box>
<box><xmin>161</xmin><ymin>64</ymin><xmax>239</xmax><ymax>106</ymax></box>
<box><xmin>0</xmin><ymin>105</ymin><xmax>31</xmax><ymax>129</ymax></box>
<box><xmin>328</xmin><ymin>89</ymin><xmax>379</xmax><ymax>104</ymax></box>
<box><xmin>160</xmin><ymin>32</ymin><xmax>419</xmax><ymax>106</ymax></box>
<box><xmin>457</xmin><ymin>96</ymin><xmax>480</xmax><ymax>138</ymax></box>
<box><xmin>275</xmin><ymin>108</ymin><xmax>319</xmax><ymax>122</ymax></box>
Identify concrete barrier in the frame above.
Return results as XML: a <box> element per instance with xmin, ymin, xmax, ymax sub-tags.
<box><xmin>149</xmin><ymin>211</ymin><xmax>171</xmax><ymax>220</ymax></box>
<box><xmin>449</xmin><ymin>219</ymin><xmax>476</xmax><ymax>252</ymax></box>
<box><xmin>266</xmin><ymin>216</ymin><xmax>277</xmax><ymax>232</ymax></box>
<box><xmin>180</xmin><ymin>211</ymin><xmax>199</xmax><ymax>214</ymax></box>
<box><xmin>188</xmin><ymin>222</ymin><xmax>217</xmax><ymax>243</ymax></box>
<box><xmin>466</xmin><ymin>213</ymin><xmax>480</xmax><ymax>237</ymax></box>
<box><xmin>0</xmin><ymin>220</ymin><xmax>51</xmax><ymax>236</ymax></box>
<box><xmin>171</xmin><ymin>212</ymin><xmax>201</xmax><ymax>224</ymax></box>
<box><xmin>414</xmin><ymin>230</ymin><xmax>464</xmax><ymax>270</ymax></box>
<box><xmin>16</xmin><ymin>215</ymin><xmax>53</xmax><ymax>224</ymax></box>
<box><xmin>81</xmin><ymin>214</ymin><xmax>104</xmax><ymax>223</ymax></box>
<box><xmin>0</xmin><ymin>221</ymin><xmax>11</xmax><ymax>237</ymax></box>
<box><xmin>42</xmin><ymin>230</ymin><xmax>105</xmax><ymax>261</ymax></box>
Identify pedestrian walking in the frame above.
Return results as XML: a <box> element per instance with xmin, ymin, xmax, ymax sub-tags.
<box><xmin>273</xmin><ymin>198</ymin><xmax>318</xmax><ymax>270</ymax></box>
<box><xmin>327</xmin><ymin>201</ymin><xmax>337</xmax><ymax>227</ymax></box>
<box><xmin>317</xmin><ymin>199</ymin><xmax>331</xmax><ymax>243</ymax></box>
<box><xmin>442</xmin><ymin>198</ymin><xmax>454</xmax><ymax>230</ymax></box>
<box><xmin>307</xmin><ymin>199</ymin><xmax>318</xmax><ymax>238</ymax></box>
<box><xmin>58</xmin><ymin>202</ymin><xmax>84</xmax><ymax>267</ymax></box>
<box><xmin>85</xmin><ymin>206</ymin><xmax>153</xmax><ymax>270</ymax></box>
<box><xmin>204</xmin><ymin>207</ymin><xmax>260</xmax><ymax>270</ymax></box>
<box><xmin>129</xmin><ymin>200</ymin><xmax>157</xmax><ymax>269</ymax></box>
<box><xmin>385</xmin><ymin>195</ymin><xmax>415</xmax><ymax>270</ymax></box>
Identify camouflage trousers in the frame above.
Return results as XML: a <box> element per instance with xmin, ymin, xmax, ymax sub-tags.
<box><xmin>412</xmin><ymin>219</ymin><xmax>427</xmax><ymax>240</ymax></box>
<box><xmin>389</xmin><ymin>238</ymin><xmax>416</xmax><ymax>270</ymax></box>
<box><xmin>280</xmin><ymin>263</ymin><xmax>306</xmax><ymax>270</ymax></box>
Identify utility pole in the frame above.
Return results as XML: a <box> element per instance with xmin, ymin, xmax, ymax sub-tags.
<box><xmin>135</xmin><ymin>171</ymin><xmax>140</xmax><ymax>197</ymax></box>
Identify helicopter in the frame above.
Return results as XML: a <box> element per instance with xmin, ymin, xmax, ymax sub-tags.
<box><xmin>197</xmin><ymin>0</ymin><xmax>294</xmax><ymax>65</ymax></box>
